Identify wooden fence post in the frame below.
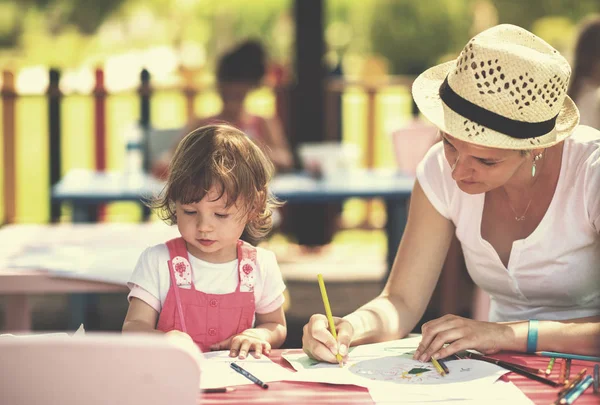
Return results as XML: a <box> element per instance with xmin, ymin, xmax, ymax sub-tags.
<box><xmin>94</xmin><ymin>68</ymin><xmax>107</xmax><ymax>220</ymax></box>
<box><xmin>2</xmin><ymin>71</ymin><xmax>17</xmax><ymax>223</ymax></box>
<box><xmin>48</xmin><ymin>68</ymin><xmax>62</xmax><ymax>223</ymax></box>
<box><xmin>139</xmin><ymin>69</ymin><xmax>152</xmax><ymax>220</ymax></box>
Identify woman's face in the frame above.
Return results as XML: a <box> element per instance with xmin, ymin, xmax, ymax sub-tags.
<box><xmin>440</xmin><ymin>132</ymin><xmax>529</xmax><ymax>194</ymax></box>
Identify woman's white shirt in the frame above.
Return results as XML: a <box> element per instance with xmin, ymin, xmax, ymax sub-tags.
<box><xmin>416</xmin><ymin>126</ymin><xmax>600</xmax><ymax>322</ymax></box>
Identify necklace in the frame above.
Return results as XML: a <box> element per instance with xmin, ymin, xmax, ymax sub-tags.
<box><xmin>505</xmin><ymin>192</ymin><xmax>533</xmax><ymax>221</ymax></box>
<box><xmin>503</xmin><ymin>151</ymin><xmax>546</xmax><ymax>221</ymax></box>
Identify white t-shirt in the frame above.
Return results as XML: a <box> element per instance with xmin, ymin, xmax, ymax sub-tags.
<box><xmin>127</xmin><ymin>243</ymin><xmax>286</xmax><ymax>318</ymax></box>
<box><xmin>416</xmin><ymin>126</ymin><xmax>600</xmax><ymax>322</ymax></box>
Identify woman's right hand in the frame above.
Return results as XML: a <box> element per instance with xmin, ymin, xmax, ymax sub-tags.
<box><xmin>302</xmin><ymin>314</ymin><xmax>354</xmax><ymax>363</ymax></box>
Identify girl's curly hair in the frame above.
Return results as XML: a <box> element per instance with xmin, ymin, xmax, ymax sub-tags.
<box><xmin>149</xmin><ymin>124</ymin><xmax>283</xmax><ymax>241</ymax></box>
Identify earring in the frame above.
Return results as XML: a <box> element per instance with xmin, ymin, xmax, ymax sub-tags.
<box><xmin>531</xmin><ymin>152</ymin><xmax>543</xmax><ymax>177</ymax></box>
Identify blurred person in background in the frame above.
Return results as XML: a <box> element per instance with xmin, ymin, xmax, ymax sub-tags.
<box><xmin>152</xmin><ymin>40</ymin><xmax>294</xmax><ymax>179</ymax></box>
<box><xmin>568</xmin><ymin>16</ymin><xmax>600</xmax><ymax>130</ymax></box>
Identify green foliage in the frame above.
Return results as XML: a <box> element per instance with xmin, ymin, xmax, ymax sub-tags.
<box><xmin>369</xmin><ymin>0</ymin><xmax>474</xmax><ymax>75</ymax></box>
<box><xmin>492</xmin><ymin>0</ymin><xmax>599</xmax><ymax>30</ymax></box>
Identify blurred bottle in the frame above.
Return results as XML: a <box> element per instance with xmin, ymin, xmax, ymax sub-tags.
<box><xmin>123</xmin><ymin>124</ymin><xmax>145</xmax><ymax>188</ymax></box>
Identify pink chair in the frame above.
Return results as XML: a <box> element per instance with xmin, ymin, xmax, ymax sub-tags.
<box><xmin>391</xmin><ymin>119</ymin><xmax>440</xmax><ymax>175</ymax></box>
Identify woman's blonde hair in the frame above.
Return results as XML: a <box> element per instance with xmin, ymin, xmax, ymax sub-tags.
<box><xmin>150</xmin><ymin>124</ymin><xmax>282</xmax><ymax>241</ymax></box>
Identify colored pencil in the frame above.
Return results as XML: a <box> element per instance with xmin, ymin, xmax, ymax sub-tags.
<box><xmin>539</xmin><ymin>351</ymin><xmax>600</xmax><ymax>363</ymax></box>
<box><xmin>437</xmin><ymin>358</ymin><xmax>450</xmax><ymax>374</ymax></box>
<box><xmin>558</xmin><ymin>368</ymin><xmax>587</xmax><ymax>397</ymax></box>
<box><xmin>545</xmin><ymin>358</ymin><xmax>556</xmax><ymax>376</ymax></box>
<box><xmin>467</xmin><ymin>352</ymin><xmax>543</xmax><ymax>374</ymax></box>
<box><xmin>201</xmin><ymin>387</ymin><xmax>235</xmax><ymax>394</ymax></box>
<box><xmin>558</xmin><ymin>359</ymin><xmax>568</xmax><ymax>385</ymax></box>
<box><xmin>594</xmin><ymin>364</ymin><xmax>599</xmax><ymax>395</ymax></box>
<box><xmin>565</xmin><ymin>358</ymin><xmax>572</xmax><ymax>381</ymax></box>
<box><xmin>431</xmin><ymin>357</ymin><xmax>446</xmax><ymax>376</ymax></box>
<box><xmin>317</xmin><ymin>274</ymin><xmax>343</xmax><ymax>367</ymax></box>
<box><xmin>561</xmin><ymin>375</ymin><xmax>593</xmax><ymax>405</ymax></box>
<box><xmin>230</xmin><ymin>363</ymin><xmax>268</xmax><ymax>389</ymax></box>
<box><xmin>467</xmin><ymin>352</ymin><xmax>560</xmax><ymax>387</ymax></box>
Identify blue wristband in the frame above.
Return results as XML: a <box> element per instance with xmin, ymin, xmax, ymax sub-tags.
<box><xmin>527</xmin><ymin>319</ymin><xmax>539</xmax><ymax>353</ymax></box>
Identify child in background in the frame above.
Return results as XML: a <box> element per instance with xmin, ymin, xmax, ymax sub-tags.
<box><xmin>151</xmin><ymin>40</ymin><xmax>294</xmax><ymax>179</ymax></box>
<box><xmin>123</xmin><ymin>124</ymin><xmax>287</xmax><ymax>359</ymax></box>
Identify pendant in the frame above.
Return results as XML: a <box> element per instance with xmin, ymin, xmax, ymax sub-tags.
<box><xmin>515</xmin><ymin>215</ymin><xmax>526</xmax><ymax>221</ymax></box>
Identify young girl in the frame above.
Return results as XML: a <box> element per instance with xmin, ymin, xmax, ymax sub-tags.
<box><xmin>123</xmin><ymin>124</ymin><xmax>287</xmax><ymax>359</ymax></box>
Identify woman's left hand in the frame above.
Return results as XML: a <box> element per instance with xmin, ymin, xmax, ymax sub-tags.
<box><xmin>413</xmin><ymin>314</ymin><xmax>511</xmax><ymax>362</ymax></box>
<box><xmin>209</xmin><ymin>329</ymin><xmax>271</xmax><ymax>359</ymax></box>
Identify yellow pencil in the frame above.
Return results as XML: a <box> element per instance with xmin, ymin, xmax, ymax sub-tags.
<box><xmin>317</xmin><ymin>274</ymin><xmax>344</xmax><ymax>367</ymax></box>
<box><xmin>545</xmin><ymin>357</ymin><xmax>555</xmax><ymax>376</ymax></box>
<box><xmin>431</xmin><ymin>357</ymin><xmax>446</xmax><ymax>377</ymax></box>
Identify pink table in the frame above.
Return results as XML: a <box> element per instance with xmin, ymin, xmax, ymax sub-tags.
<box><xmin>0</xmin><ymin>268</ymin><xmax>128</xmax><ymax>331</ymax></box>
<box><xmin>198</xmin><ymin>350</ymin><xmax>600</xmax><ymax>405</ymax></box>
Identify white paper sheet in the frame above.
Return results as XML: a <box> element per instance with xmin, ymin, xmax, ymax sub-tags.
<box><xmin>281</xmin><ymin>336</ymin><xmax>524</xmax><ymax>403</ymax></box>
<box><xmin>200</xmin><ymin>350</ymin><xmax>295</xmax><ymax>389</ymax></box>
<box><xmin>368</xmin><ymin>379</ymin><xmax>534</xmax><ymax>404</ymax></box>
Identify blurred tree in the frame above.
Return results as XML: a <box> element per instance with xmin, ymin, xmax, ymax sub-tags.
<box><xmin>491</xmin><ymin>0</ymin><xmax>599</xmax><ymax>30</ymax></box>
<box><xmin>369</xmin><ymin>0</ymin><xmax>474</xmax><ymax>75</ymax></box>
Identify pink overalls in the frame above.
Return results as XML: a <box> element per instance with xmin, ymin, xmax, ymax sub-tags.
<box><xmin>156</xmin><ymin>237</ymin><xmax>257</xmax><ymax>352</ymax></box>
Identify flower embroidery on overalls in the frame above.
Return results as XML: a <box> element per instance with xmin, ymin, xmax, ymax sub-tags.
<box><xmin>171</xmin><ymin>255</ymin><xmax>192</xmax><ymax>286</ymax></box>
<box><xmin>239</xmin><ymin>258</ymin><xmax>256</xmax><ymax>292</ymax></box>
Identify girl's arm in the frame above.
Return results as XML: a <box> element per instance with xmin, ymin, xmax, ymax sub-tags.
<box><xmin>122</xmin><ymin>297</ymin><xmax>161</xmax><ymax>333</ymax></box>
<box><xmin>251</xmin><ymin>305</ymin><xmax>288</xmax><ymax>349</ymax></box>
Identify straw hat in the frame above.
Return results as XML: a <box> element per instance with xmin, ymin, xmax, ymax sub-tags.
<box><xmin>412</xmin><ymin>24</ymin><xmax>580</xmax><ymax>150</ymax></box>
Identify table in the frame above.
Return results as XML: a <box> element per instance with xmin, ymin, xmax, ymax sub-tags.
<box><xmin>0</xmin><ymin>269</ymin><xmax>128</xmax><ymax>331</ymax></box>
<box><xmin>0</xmin><ymin>223</ymin><xmax>179</xmax><ymax>331</ymax></box>
<box><xmin>52</xmin><ymin>169</ymin><xmax>414</xmax><ymax>270</ymax></box>
<box><xmin>199</xmin><ymin>350</ymin><xmax>600</xmax><ymax>404</ymax></box>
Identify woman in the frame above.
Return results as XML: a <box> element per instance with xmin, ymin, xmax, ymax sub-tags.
<box><xmin>152</xmin><ymin>40</ymin><xmax>293</xmax><ymax>179</ymax></box>
<box><xmin>302</xmin><ymin>24</ymin><xmax>600</xmax><ymax>363</ymax></box>
<box><xmin>568</xmin><ymin>16</ymin><xmax>600</xmax><ymax>130</ymax></box>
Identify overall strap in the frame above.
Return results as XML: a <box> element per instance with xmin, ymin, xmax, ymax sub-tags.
<box><xmin>165</xmin><ymin>237</ymin><xmax>195</xmax><ymax>288</ymax></box>
<box><xmin>236</xmin><ymin>240</ymin><xmax>258</xmax><ymax>292</ymax></box>
<box><xmin>165</xmin><ymin>237</ymin><xmax>191</xmax><ymax>332</ymax></box>
<box><xmin>167</xmin><ymin>260</ymin><xmax>188</xmax><ymax>333</ymax></box>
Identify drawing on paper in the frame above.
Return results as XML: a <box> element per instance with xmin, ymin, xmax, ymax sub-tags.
<box><xmin>349</xmin><ymin>356</ymin><xmax>477</xmax><ymax>385</ymax></box>
<box><xmin>284</xmin><ymin>347</ymin><xmax>358</xmax><ymax>370</ymax></box>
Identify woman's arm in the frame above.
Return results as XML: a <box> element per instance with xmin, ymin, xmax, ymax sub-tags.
<box><xmin>503</xmin><ymin>316</ymin><xmax>600</xmax><ymax>355</ymax></box>
<box><xmin>345</xmin><ymin>180</ymin><xmax>455</xmax><ymax>345</ymax></box>
<box><xmin>302</xmin><ymin>180</ymin><xmax>455</xmax><ymax>361</ymax></box>
<box><xmin>414</xmin><ymin>315</ymin><xmax>600</xmax><ymax>362</ymax></box>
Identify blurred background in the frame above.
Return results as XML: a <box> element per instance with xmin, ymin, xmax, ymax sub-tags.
<box><xmin>1</xmin><ymin>0</ymin><xmax>599</xmax><ymax>347</ymax></box>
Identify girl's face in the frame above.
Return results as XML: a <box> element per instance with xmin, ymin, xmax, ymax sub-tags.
<box><xmin>440</xmin><ymin>132</ymin><xmax>529</xmax><ymax>194</ymax></box>
<box><xmin>176</xmin><ymin>186</ymin><xmax>249</xmax><ymax>263</ymax></box>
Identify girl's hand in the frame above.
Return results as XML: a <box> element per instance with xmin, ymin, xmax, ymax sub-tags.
<box><xmin>413</xmin><ymin>314</ymin><xmax>511</xmax><ymax>362</ymax></box>
<box><xmin>210</xmin><ymin>330</ymin><xmax>272</xmax><ymax>359</ymax></box>
<box><xmin>302</xmin><ymin>314</ymin><xmax>354</xmax><ymax>363</ymax></box>
<box><xmin>165</xmin><ymin>330</ymin><xmax>202</xmax><ymax>363</ymax></box>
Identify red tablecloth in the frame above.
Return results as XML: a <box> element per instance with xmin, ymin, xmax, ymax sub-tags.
<box><xmin>199</xmin><ymin>350</ymin><xmax>600</xmax><ymax>404</ymax></box>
